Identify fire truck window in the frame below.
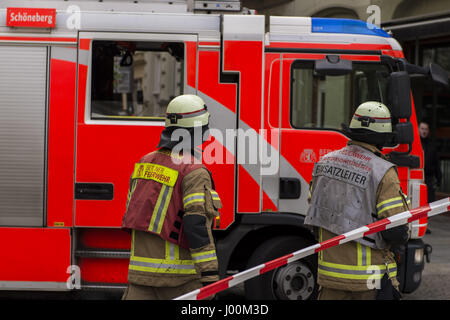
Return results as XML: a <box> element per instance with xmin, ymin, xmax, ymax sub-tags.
<box><xmin>291</xmin><ymin>61</ymin><xmax>390</xmax><ymax>130</ymax></box>
<box><xmin>90</xmin><ymin>40</ymin><xmax>184</xmax><ymax>121</ymax></box>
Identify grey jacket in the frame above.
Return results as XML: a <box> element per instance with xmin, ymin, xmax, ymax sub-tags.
<box><xmin>305</xmin><ymin>144</ymin><xmax>394</xmax><ymax>249</ymax></box>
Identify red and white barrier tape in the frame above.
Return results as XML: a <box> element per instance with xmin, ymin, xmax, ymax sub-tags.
<box><xmin>174</xmin><ymin>197</ymin><xmax>450</xmax><ymax>300</ymax></box>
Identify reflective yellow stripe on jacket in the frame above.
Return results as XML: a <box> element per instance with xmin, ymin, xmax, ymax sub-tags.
<box><xmin>183</xmin><ymin>193</ymin><xmax>205</xmax><ymax>208</ymax></box>
<box><xmin>376</xmin><ymin>194</ymin><xmax>411</xmax><ymax>216</ymax></box>
<box><xmin>318</xmin><ymin>260</ymin><xmax>397</xmax><ymax>280</ymax></box>
<box><xmin>318</xmin><ymin>228</ymin><xmax>397</xmax><ymax>281</ymax></box>
<box><xmin>191</xmin><ymin>250</ymin><xmax>217</xmax><ymax>263</ymax></box>
<box><xmin>376</xmin><ymin>197</ymin><xmax>404</xmax><ymax>216</ymax></box>
<box><xmin>129</xmin><ymin>230</ymin><xmax>197</xmax><ymax>275</ymax></box>
<box><xmin>148</xmin><ymin>184</ymin><xmax>174</xmax><ymax>234</ymax></box>
<box><xmin>126</xmin><ymin>179</ymin><xmax>138</xmax><ymax>211</ymax></box>
<box><xmin>210</xmin><ymin>190</ymin><xmax>220</xmax><ymax>201</ymax></box>
<box><xmin>357</xmin><ymin>242</ymin><xmax>371</xmax><ymax>266</ymax></box>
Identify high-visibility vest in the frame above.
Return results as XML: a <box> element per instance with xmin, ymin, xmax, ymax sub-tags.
<box><xmin>305</xmin><ymin>144</ymin><xmax>395</xmax><ymax>249</ymax></box>
<box><xmin>122</xmin><ymin>149</ymin><xmax>207</xmax><ymax>249</ymax></box>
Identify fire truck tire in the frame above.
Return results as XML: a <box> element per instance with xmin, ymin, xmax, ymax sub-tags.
<box><xmin>244</xmin><ymin>235</ymin><xmax>318</xmax><ymax>300</ymax></box>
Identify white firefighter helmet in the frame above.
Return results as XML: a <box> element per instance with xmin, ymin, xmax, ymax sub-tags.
<box><xmin>349</xmin><ymin>101</ymin><xmax>392</xmax><ymax>133</ymax></box>
<box><xmin>343</xmin><ymin>101</ymin><xmax>396</xmax><ymax>147</ymax></box>
<box><xmin>165</xmin><ymin>94</ymin><xmax>210</xmax><ymax>128</ymax></box>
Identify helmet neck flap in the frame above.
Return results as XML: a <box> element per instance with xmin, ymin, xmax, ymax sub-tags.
<box><xmin>157</xmin><ymin>124</ymin><xmax>210</xmax><ymax>151</ymax></box>
<box><xmin>341</xmin><ymin>124</ymin><xmax>397</xmax><ymax>149</ymax></box>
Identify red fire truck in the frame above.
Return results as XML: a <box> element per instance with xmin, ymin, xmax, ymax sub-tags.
<box><xmin>0</xmin><ymin>0</ymin><xmax>445</xmax><ymax>299</ymax></box>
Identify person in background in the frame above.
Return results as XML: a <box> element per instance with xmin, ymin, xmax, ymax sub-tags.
<box><xmin>419</xmin><ymin>121</ymin><xmax>442</xmax><ymax>203</ymax></box>
<box><xmin>419</xmin><ymin>121</ymin><xmax>442</xmax><ymax>235</ymax></box>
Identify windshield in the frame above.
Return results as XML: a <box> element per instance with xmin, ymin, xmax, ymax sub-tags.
<box><xmin>290</xmin><ymin>61</ymin><xmax>391</xmax><ymax>130</ymax></box>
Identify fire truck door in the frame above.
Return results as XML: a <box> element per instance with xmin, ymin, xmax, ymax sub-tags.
<box><xmin>0</xmin><ymin>46</ymin><xmax>48</xmax><ymax>227</ymax></box>
<box><xmin>278</xmin><ymin>55</ymin><xmax>349</xmax><ymax>215</ymax></box>
<box><xmin>274</xmin><ymin>55</ymin><xmax>311</xmax><ymax>215</ymax></box>
<box><xmin>75</xmin><ymin>32</ymin><xmax>198</xmax><ymax>227</ymax></box>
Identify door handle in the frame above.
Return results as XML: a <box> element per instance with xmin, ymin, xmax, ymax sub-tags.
<box><xmin>75</xmin><ymin>183</ymin><xmax>114</xmax><ymax>200</ymax></box>
<box><xmin>279</xmin><ymin>178</ymin><xmax>301</xmax><ymax>199</ymax></box>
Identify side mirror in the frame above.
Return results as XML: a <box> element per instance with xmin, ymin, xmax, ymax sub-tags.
<box><xmin>401</xmin><ymin>60</ymin><xmax>449</xmax><ymax>87</ymax></box>
<box><xmin>430</xmin><ymin>63</ymin><xmax>449</xmax><ymax>87</ymax></box>
<box><xmin>387</xmin><ymin>122</ymin><xmax>415</xmax><ymax>164</ymax></box>
<box><xmin>395</xmin><ymin>122</ymin><xmax>414</xmax><ymax>145</ymax></box>
<box><xmin>315</xmin><ymin>55</ymin><xmax>352</xmax><ymax>76</ymax></box>
<box><xmin>387</xmin><ymin>71</ymin><xmax>412</xmax><ymax>119</ymax></box>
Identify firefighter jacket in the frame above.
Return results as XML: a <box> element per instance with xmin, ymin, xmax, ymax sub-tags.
<box><xmin>305</xmin><ymin>141</ymin><xmax>410</xmax><ymax>291</ymax></box>
<box><xmin>122</xmin><ymin>148</ymin><xmax>222</xmax><ymax>287</ymax></box>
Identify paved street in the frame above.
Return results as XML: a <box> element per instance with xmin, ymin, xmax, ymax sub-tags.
<box><xmin>403</xmin><ymin>212</ymin><xmax>450</xmax><ymax>300</ymax></box>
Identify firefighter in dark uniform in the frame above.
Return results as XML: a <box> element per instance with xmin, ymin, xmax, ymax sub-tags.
<box><xmin>305</xmin><ymin>101</ymin><xmax>410</xmax><ymax>300</ymax></box>
<box><xmin>121</xmin><ymin>94</ymin><xmax>221</xmax><ymax>300</ymax></box>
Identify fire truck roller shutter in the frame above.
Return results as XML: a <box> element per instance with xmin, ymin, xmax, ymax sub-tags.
<box><xmin>0</xmin><ymin>46</ymin><xmax>48</xmax><ymax>227</ymax></box>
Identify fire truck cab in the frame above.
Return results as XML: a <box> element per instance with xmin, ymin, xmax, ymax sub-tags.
<box><xmin>0</xmin><ymin>0</ymin><xmax>445</xmax><ymax>299</ymax></box>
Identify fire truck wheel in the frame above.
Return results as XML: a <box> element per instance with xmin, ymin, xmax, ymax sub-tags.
<box><xmin>244</xmin><ymin>235</ymin><xmax>318</xmax><ymax>300</ymax></box>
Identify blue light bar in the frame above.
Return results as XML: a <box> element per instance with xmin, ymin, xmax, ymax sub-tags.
<box><xmin>311</xmin><ymin>18</ymin><xmax>391</xmax><ymax>38</ymax></box>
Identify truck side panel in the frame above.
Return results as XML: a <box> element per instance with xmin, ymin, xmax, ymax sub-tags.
<box><xmin>0</xmin><ymin>36</ymin><xmax>77</xmax><ymax>290</ymax></box>
<box><xmin>47</xmin><ymin>48</ymin><xmax>77</xmax><ymax>228</ymax></box>
<box><xmin>262</xmin><ymin>52</ymin><xmax>281</xmax><ymax>212</ymax></box>
<box><xmin>74</xmin><ymin>37</ymin><xmax>197</xmax><ymax>227</ymax></box>
<box><xmin>197</xmin><ymin>49</ymin><xmax>237</xmax><ymax>229</ymax></box>
<box><xmin>222</xmin><ymin>15</ymin><xmax>265</xmax><ymax>214</ymax></box>
<box><xmin>0</xmin><ymin>228</ymin><xmax>71</xmax><ymax>290</ymax></box>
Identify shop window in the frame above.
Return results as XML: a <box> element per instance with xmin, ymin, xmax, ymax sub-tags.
<box><xmin>422</xmin><ymin>45</ymin><xmax>450</xmax><ymax>71</ymax></box>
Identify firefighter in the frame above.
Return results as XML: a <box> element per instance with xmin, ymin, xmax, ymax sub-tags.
<box><xmin>121</xmin><ymin>94</ymin><xmax>221</xmax><ymax>300</ymax></box>
<box><xmin>305</xmin><ymin>101</ymin><xmax>410</xmax><ymax>300</ymax></box>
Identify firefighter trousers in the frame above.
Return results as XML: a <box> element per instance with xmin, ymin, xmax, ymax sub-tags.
<box><xmin>318</xmin><ymin>287</ymin><xmax>377</xmax><ymax>300</ymax></box>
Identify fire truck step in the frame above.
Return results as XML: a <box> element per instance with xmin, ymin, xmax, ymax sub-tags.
<box><xmin>75</xmin><ymin>250</ymin><xmax>130</xmax><ymax>259</ymax></box>
<box><xmin>80</xmin><ymin>283</ymin><xmax>127</xmax><ymax>291</ymax></box>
